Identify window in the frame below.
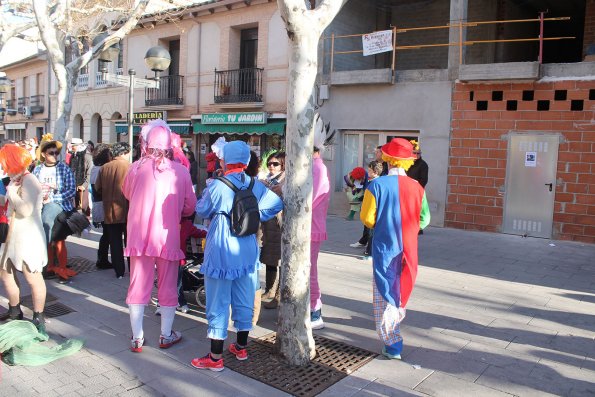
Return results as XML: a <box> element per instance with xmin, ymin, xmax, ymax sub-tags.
<box><xmin>117</xmin><ymin>40</ymin><xmax>124</xmax><ymax>70</ymax></box>
<box><xmin>7</xmin><ymin>129</ymin><xmax>25</xmax><ymax>141</ymax></box>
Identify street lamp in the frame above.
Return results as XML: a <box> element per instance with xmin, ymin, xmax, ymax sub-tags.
<box><xmin>99</xmin><ymin>42</ymin><xmax>171</xmax><ymax>161</ymax></box>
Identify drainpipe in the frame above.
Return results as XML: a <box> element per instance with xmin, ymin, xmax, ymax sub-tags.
<box><xmin>191</xmin><ymin>19</ymin><xmax>204</xmax><ymax>191</ymax></box>
<box><xmin>46</xmin><ymin>60</ymin><xmax>51</xmax><ymax>137</ymax></box>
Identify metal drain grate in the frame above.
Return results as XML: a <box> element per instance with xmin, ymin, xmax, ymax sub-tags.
<box><xmin>21</xmin><ymin>293</ymin><xmax>58</xmax><ymax>309</ymax></box>
<box><xmin>223</xmin><ymin>333</ymin><xmax>377</xmax><ymax>397</ymax></box>
<box><xmin>44</xmin><ymin>302</ymin><xmax>76</xmax><ymax>318</ymax></box>
<box><xmin>67</xmin><ymin>256</ymin><xmax>98</xmax><ymax>274</ymax></box>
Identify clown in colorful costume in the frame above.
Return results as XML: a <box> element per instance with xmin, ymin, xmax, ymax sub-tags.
<box><xmin>360</xmin><ymin>138</ymin><xmax>430</xmax><ymax>359</ymax></box>
<box><xmin>191</xmin><ymin>141</ymin><xmax>283</xmax><ymax>371</ymax></box>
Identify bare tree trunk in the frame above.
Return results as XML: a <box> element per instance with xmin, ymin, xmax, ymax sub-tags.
<box><xmin>276</xmin><ymin>0</ymin><xmax>348</xmax><ymax>366</ymax></box>
<box><xmin>32</xmin><ymin>0</ymin><xmax>150</xmax><ymax>146</ymax></box>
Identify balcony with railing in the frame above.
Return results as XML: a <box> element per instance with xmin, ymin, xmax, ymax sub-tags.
<box><xmin>145</xmin><ymin>75</ymin><xmax>184</xmax><ymax>107</ymax></box>
<box><xmin>95</xmin><ymin>72</ymin><xmax>108</xmax><ymax>88</ymax></box>
<box><xmin>77</xmin><ymin>73</ymin><xmax>89</xmax><ymax>90</ymax></box>
<box><xmin>214</xmin><ymin>68</ymin><xmax>263</xmax><ymax>104</ymax></box>
<box><xmin>29</xmin><ymin>95</ymin><xmax>45</xmax><ymax>113</ymax></box>
<box><xmin>15</xmin><ymin>96</ymin><xmax>28</xmax><ymax>115</ymax></box>
<box><xmin>5</xmin><ymin>99</ymin><xmax>16</xmax><ymax>115</ymax></box>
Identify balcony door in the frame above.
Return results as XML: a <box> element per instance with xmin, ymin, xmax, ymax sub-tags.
<box><xmin>167</xmin><ymin>40</ymin><xmax>180</xmax><ymax>104</ymax></box>
<box><xmin>239</xmin><ymin>28</ymin><xmax>258</xmax><ymax>100</ymax></box>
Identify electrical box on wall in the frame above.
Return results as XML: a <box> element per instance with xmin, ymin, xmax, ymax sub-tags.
<box><xmin>319</xmin><ymin>84</ymin><xmax>329</xmax><ymax>100</ymax></box>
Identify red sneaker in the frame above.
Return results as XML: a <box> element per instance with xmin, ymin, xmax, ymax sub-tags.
<box><xmin>130</xmin><ymin>337</ymin><xmax>144</xmax><ymax>353</ymax></box>
<box><xmin>191</xmin><ymin>354</ymin><xmax>224</xmax><ymax>372</ymax></box>
<box><xmin>229</xmin><ymin>343</ymin><xmax>248</xmax><ymax>361</ymax></box>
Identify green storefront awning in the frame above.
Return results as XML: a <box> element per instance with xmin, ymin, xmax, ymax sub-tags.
<box><xmin>192</xmin><ymin>119</ymin><xmax>285</xmax><ymax>135</ymax></box>
<box><xmin>115</xmin><ymin>122</ymin><xmax>191</xmax><ymax>135</ymax></box>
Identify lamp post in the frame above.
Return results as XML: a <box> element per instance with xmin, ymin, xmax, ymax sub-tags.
<box><xmin>97</xmin><ymin>39</ymin><xmax>171</xmax><ymax>161</ymax></box>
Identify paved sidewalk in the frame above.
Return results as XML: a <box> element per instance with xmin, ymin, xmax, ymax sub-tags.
<box><xmin>1</xmin><ymin>216</ymin><xmax>594</xmax><ymax>396</ymax></box>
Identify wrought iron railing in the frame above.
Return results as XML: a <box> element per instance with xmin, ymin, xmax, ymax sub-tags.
<box><xmin>145</xmin><ymin>75</ymin><xmax>184</xmax><ymax>106</ymax></box>
<box><xmin>29</xmin><ymin>95</ymin><xmax>44</xmax><ymax>113</ymax></box>
<box><xmin>214</xmin><ymin>68</ymin><xmax>263</xmax><ymax>103</ymax></box>
<box><xmin>17</xmin><ymin>96</ymin><xmax>27</xmax><ymax>107</ymax></box>
<box><xmin>5</xmin><ymin>99</ymin><xmax>16</xmax><ymax>114</ymax></box>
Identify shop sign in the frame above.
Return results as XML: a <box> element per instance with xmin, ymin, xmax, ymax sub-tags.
<box><xmin>202</xmin><ymin>112</ymin><xmax>266</xmax><ymax>125</ymax></box>
<box><xmin>130</xmin><ymin>111</ymin><xmax>165</xmax><ymax>124</ymax></box>
<box><xmin>5</xmin><ymin>123</ymin><xmax>26</xmax><ymax>130</ymax></box>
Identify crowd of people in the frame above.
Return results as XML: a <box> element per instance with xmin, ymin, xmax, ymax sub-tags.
<box><xmin>0</xmin><ymin>121</ymin><xmax>430</xmax><ymax>371</ymax></box>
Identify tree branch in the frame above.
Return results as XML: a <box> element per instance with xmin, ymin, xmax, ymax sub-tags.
<box><xmin>67</xmin><ymin>0</ymin><xmax>150</xmax><ymax>73</ymax></box>
<box><xmin>0</xmin><ymin>20</ymin><xmax>36</xmax><ymax>49</ymax></box>
<box><xmin>312</xmin><ymin>0</ymin><xmax>350</xmax><ymax>28</ymax></box>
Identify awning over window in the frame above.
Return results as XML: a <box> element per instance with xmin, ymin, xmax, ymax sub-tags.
<box><xmin>115</xmin><ymin>121</ymin><xmax>191</xmax><ymax>135</ymax></box>
<box><xmin>192</xmin><ymin>120</ymin><xmax>285</xmax><ymax>135</ymax></box>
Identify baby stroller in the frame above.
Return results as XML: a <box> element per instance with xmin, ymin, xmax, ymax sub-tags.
<box><xmin>152</xmin><ymin>253</ymin><xmax>206</xmax><ymax>311</ymax></box>
<box><xmin>181</xmin><ymin>254</ymin><xmax>206</xmax><ymax>309</ymax></box>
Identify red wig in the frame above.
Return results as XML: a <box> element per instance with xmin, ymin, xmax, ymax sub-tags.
<box><xmin>0</xmin><ymin>144</ymin><xmax>32</xmax><ymax>175</ymax></box>
<box><xmin>350</xmin><ymin>166</ymin><xmax>366</xmax><ymax>181</ymax></box>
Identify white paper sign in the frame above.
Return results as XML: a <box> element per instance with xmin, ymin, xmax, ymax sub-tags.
<box><xmin>525</xmin><ymin>152</ymin><xmax>537</xmax><ymax>167</ymax></box>
<box><xmin>362</xmin><ymin>30</ymin><xmax>393</xmax><ymax>56</ymax></box>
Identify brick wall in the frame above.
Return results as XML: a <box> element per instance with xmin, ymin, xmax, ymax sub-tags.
<box><xmin>585</xmin><ymin>0</ymin><xmax>595</xmax><ymax>58</ymax></box>
<box><xmin>446</xmin><ymin>81</ymin><xmax>595</xmax><ymax>243</ymax></box>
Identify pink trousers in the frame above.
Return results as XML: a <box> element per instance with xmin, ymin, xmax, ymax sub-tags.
<box><xmin>310</xmin><ymin>241</ymin><xmax>323</xmax><ymax>311</ymax></box>
<box><xmin>126</xmin><ymin>256</ymin><xmax>179</xmax><ymax>307</ymax></box>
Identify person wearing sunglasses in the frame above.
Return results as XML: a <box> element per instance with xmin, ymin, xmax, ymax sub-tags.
<box><xmin>32</xmin><ymin>135</ymin><xmax>77</xmax><ymax>281</ymax></box>
<box><xmin>260</xmin><ymin>151</ymin><xmax>286</xmax><ymax>309</ymax></box>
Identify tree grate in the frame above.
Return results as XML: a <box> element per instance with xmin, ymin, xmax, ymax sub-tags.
<box><xmin>67</xmin><ymin>256</ymin><xmax>98</xmax><ymax>274</ymax></box>
<box><xmin>21</xmin><ymin>293</ymin><xmax>58</xmax><ymax>308</ymax></box>
<box><xmin>43</xmin><ymin>302</ymin><xmax>76</xmax><ymax>318</ymax></box>
<box><xmin>222</xmin><ymin>332</ymin><xmax>377</xmax><ymax>397</ymax></box>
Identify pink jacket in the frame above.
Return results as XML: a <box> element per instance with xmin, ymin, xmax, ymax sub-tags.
<box><xmin>122</xmin><ymin>158</ymin><xmax>197</xmax><ymax>260</ymax></box>
<box><xmin>311</xmin><ymin>157</ymin><xmax>330</xmax><ymax>242</ymax></box>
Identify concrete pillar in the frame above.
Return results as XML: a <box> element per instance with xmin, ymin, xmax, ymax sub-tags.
<box><xmin>448</xmin><ymin>0</ymin><xmax>468</xmax><ymax>79</ymax></box>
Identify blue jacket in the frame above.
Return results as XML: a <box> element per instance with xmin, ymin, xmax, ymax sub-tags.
<box><xmin>196</xmin><ymin>172</ymin><xmax>283</xmax><ymax>280</ymax></box>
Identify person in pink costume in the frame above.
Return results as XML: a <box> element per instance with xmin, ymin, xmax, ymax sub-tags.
<box><xmin>170</xmin><ymin>133</ymin><xmax>190</xmax><ymax>171</ymax></box>
<box><xmin>310</xmin><ymin>146</ymin><xmax>330</xmax><ymax>330</ymax></box>
<box><xmin>122</xmin><ymin>119</ymin><xmax>197</xmax><ymax>353</ymax></box>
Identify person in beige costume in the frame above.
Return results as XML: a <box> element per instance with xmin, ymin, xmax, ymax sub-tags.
<box><xmin>0</xmin><ymin>144</ymin><xmax>48</xmax><ymax>336</ymax></box>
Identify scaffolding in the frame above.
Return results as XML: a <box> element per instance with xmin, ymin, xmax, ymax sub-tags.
<box><xmin>323</xmin><ymin>14</ymin><xmax>574</xmax><ymax>82</ymax></box>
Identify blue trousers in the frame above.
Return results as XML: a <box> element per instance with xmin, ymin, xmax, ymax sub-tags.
<box><xmin>205</xmin><ymin>270</ymin><xmax>257</xmax><ymax>340</ymax></box>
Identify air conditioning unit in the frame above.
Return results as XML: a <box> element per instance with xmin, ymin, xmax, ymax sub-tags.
<box><xmin>21</xmin><ymin>106</ymin><xmax>31</xmax><ymax>118</ymax></box>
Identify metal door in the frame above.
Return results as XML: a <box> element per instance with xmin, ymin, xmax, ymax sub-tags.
<box><xmin>503</xmin><ymin>133</ymin><xmax>559</xmax><ymax>238</ymax></box>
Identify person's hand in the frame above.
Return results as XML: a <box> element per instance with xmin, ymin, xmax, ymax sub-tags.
<box><xmin>77</xmin><ymin>186</ymin><xmax>85</xmax><ymax>191</ymax></box>
<box><xmin>6</xmin><ymin>184</ymin><xmax>19</xmax><ymax>197</ymax></box>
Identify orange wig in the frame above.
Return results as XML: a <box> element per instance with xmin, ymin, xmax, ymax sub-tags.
<box><xmin>0</xmin><ymin>144</ymin><xmax>33</xmax><ymax>175</ymax></box>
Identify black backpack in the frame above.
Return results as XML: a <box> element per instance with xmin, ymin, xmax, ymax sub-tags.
<box><xmin>216</xmin><ymin>176</ymin><xmax>260</xmax><ymax>237</ymax></box>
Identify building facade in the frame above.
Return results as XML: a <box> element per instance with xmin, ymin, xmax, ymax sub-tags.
<box><xmin>0</xmin><ymin>52</ymin><xmax>49</xmax><ymax>142</ymax></box>
<box><xmin>2</xmin><ymin>0</ymin><xmax>593</xmax><ymax>242</ymax></box>
<box><xmin>318</xmin><ymin>0</ymin><xmax>594</xmax><ymax>242</ymax></box>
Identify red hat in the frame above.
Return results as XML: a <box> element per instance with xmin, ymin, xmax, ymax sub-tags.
<box><xmin>381</xmin><ymin>138</ymin><xmax>415</xmax><ymax>161</ymax></box>
<box><xmin>350</xmin><ymin>167</ymin><xmax>366</xmax><ymax>180</ymax></box>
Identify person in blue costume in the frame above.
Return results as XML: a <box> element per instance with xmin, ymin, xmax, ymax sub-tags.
<box><xmin>191</xmin><ymin>140</ymin><xmax>283</xmax><ymax>372</ymax></box>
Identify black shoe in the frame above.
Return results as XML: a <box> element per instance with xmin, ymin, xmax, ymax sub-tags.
<box><xmin>96</xmin><ymin>261</ymin><xmax>113</xmax><ymax>269</ymax></box>
<box><xmin>0</xmin><ymin>304</ymin><xmax>24</xmax><ymax>322</ymax></box>
<box><xmin>42</xmin><ymin>270</ymin><xmax>57</xmax><ymax>280</ymax></box>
